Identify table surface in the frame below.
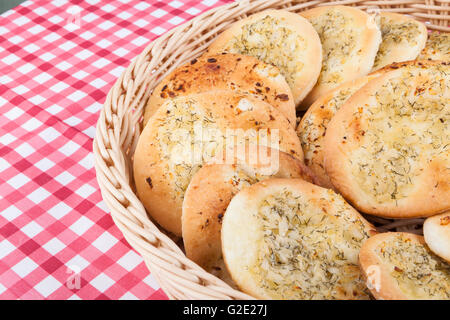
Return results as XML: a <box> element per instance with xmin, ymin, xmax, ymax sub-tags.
<box><xmin>0</xmin><ymin>0</ymin><xmax>231</xmax><ymax>300</ymax></box>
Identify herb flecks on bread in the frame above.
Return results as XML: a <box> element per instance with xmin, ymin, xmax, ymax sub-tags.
<box><xmin>324</xmin><ymin>61</ymin><xmax>449</xmax><ymax>218</ymax></box>
<box><xmin>224</xmin><ymin>15</ymin><xmax>304</xmax><ymax>88</ymax></box>
<box><xmin>134</xmin><ymin>91</ymin><xmax>302</xmax><ymax>235</ymax></box>
<box><xmin>350</xmin><ymin>65</ymin><xmax>449</xmax><ymax>204</ymax></box>
<box><xmin>309</xmin><ymin>10</ymin><xmax>357</xmax><ymax>86</ymax></box>
<box><xmin>221</xmin><ymin>179</ymin><xmax>375</xmax><ymax>300</ymax></box>
<box><xmin>143</xmin><ymin>53</ymin><xmax>296</xmax><ymax>126</ymax></box>
<box><xmin>372</xmin><ymin>13</ymin><xmax>427</xmax><ymax>70</ymax></box>
<box><xmin>419</xmin><ymin>32</ymin><xmax>450</xmax><ymax>62</ymax></box>
<box><xmin>375</xmin><ymin>234</ymin><xmax>450</xmax><ymax>299</ymax></box>
<box><xmin>208</xmin><ymin>9</ymin><xmax>322</xmax><ymax>107</ymax></box>
<box><xmin>297</xmin><ymin>76</ymin><xmax>377</xmax><ymax>188</ymax></box>
<box><xmin>253</xmin><ymin>189</ymin><xmax>371</xmax><ymax>299</ymax></box>
<box><xmin>300</xmin><ymin>6</ymin><xmax>382</xmax><ymax>106</ymax></box>
<box><xmin>156</xmin><ymin>98</ymin><xmax>220</xmax><ymax>196</ymax></box>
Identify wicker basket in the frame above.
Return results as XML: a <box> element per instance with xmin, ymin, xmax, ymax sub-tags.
<box><xmin>93</xmin><ymin>0</ymin><xmax>449</xmax><ymax>300</ymax></box>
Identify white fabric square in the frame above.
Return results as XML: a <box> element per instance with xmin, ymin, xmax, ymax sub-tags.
<box><xmin>69</xmin><ymin>216</ymin><xmax>94</xmax><ymax>236</ymax></box>
<box><xmin>98</xmin><ymin>20</ymin><xmax>114</xmax><ymax>30</ymax></box>
<box><xmin>35</xmin><ymin>275</ymin><xmax>61</xmax><ymax>298</ymax></box>
<box><xmin>50</xmin><ymin>82</ymin><xmax>69</xmax><ymax>93</ymax></box>
<box><xmin>34</xmin><ymin>158</ymin><xmax>55</xmax><ymax>171</ymax></box>
<box><xmin>34</xmin><ymin>72</ymin><xmax>52</xmax><ymax>84</ymax></box>
<box><xmin>43</xmin><ymin>238</ymin><xmax>66</xmax><ymax>255</ymax></box>
<box><xmin>28</xmin><ymin>25</ymin><xmax>45</xmax><ymax>35</ymax></box>
<box><xmin>54</xmin><ymin>171</ymin><xmax>75</xmax><ymax>185</ymax></box>
<box><xmin>46</xmin><ymin>104</ymin><xmax>63</xmax><ymax>115</ymax></box>
<box><xmin>151</xmin><ymin>9</ymin><xmax>167</xmax><ymax>18</ymax></box>
<box><xmin>21</xmin><ymin>221</ymin><xmax>44</xmax><ymax>238</ymax></box>
<box><xmin>23</xmin><ymin>43</ymin><xmax>39</xmax><ymax>53</ymax></box>
<box><xmin>151</xmin><ymin>26</ymin><xmax>166</xmax><ymax>35</ymax></box>
<box><xmin>117</xmin><ymin>250</ymin><xmax>142</xmax><ymax>271</ymax></box>
<box><xmin>40</xmin><ymin>52</ymin><xmax>56</xmax><ymax>62</ymax></box>
<box><xmin>92</xmin><ymin>231</ymin><xmax>118</xmax><ymax>253</ymax></box>
<box><xmin>75</xmin><ymin>184</ymin><xmax>96</xmax><ymax>198</ymax></box>
<box><xmin>48</xmin><ymin>202</ymin><xmax>72</xmax><ymax>219</ymax></box>
<box><xmin>4</xmin><ymin>107</ymin><xmax>24</xmax><ymax>120</ymax></box>
<box><xmin>79</xmin><ymin>153</ymin><xmax>94</xmax><ymax>169</ymax></box>
<box><xmin>56</xmin><ymin>61</ymin><xmax>72</xmax><ymax>71</ymax></box>
<box><xmin>92</xmin><ymin>58</ymin><xmax>110</xmax><ymax>68</ymax></box>
<box><xmin>67</xmin><ymin>90</ymin><xmax>87</xmax><ymax>102</ymax></box>
<box><xmin>12</xmin><ymin>85</ymin><xmax>30</xmax><ymax>95</ymax></box>
<box><xmin>90</xmin><ymin>273</ymin><xmax>114</xmax><ymax>292</ymax></box>
<box><xmin>16</xmin><ymin>142</ymin><xmax>35</xmax><ymax>158</ymax></box>
<box><xmin>2</xmin><ymin>54</ymin><xmax>19</xmax><ymax>65</ymax></box>
<box><xmin>17</xmin><ymin>63</ymin><xmax>36</xmax><ymax>74</ymax></box>
<box><xmin>39</xmin><ymin>127</ymin><xmax>60</xmax><ymax>143</ymax></box>
<box><xmin>29</xmin><ymin>95</ymin><xmax>46</xmax><ymax>105</ymax></box>
<box><xmin>27</xmin><ymin>187</ymin><xmax>51</xmax><ymax>204</ymax></box>
<box><xmin>12</xmin><ymin>257</ymin><xmax>38</xmax><ymax>277</ymax></box>
<box><xmin>66</xmin><ymin>254</ymin><xmax>89</xmax><ymax>271</ymax></box>
<box><xmin>0</xmin><ymin>240</ymin><xmax>15</xmax><ymax>259</ymax></box>
<box><xmin>7</xmin><ymin>173</ymin><xmax>30</xmax><ymax>189</ymax></box>
<box><xmin>2</xmin><ymin>205</ymin><xmax>21</xmax><ymax>221</ymax></box>
<box><xmin>22</xmin><ymin>118</ymin><xmax>42</xmax><ymax>131</ymax></box>
<box><xmin>59</xmin><ymin>141</ymin><xmax>80</xmax><ymax>156</ymax></box>
<box><xmin>59</xmin><ymin>41</ymin><xmax>77</xmax><ymax>51</ymax></box>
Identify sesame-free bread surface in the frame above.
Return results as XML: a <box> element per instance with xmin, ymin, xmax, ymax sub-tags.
<box><xmin>424</xmin><ymin>211</ymin><xmax>450</xmax><ymax>263</ymax></box>
<box><xmin>300</xmin><ymin>6</ymin><xmax>382</xmax><ymax>107</ymax></box>
<box><xmin>133</xmin><ymin>91</ymin><xmax>303</xmax><ymax>235</ymax></box>
<box><xmin>418</xmin><ymin>31</ymin><xmax>450</xmax><ymax>62</ymax></box>
<box><xmin>182</xmin><ymin>148</ymin><xmax>315</xmax><ymax>285</ymax></box>
<box><xmin>221</xmin><ymin>178</ymin><xmax>376</xmax><ymax>299</ymax></box>
<box><xmin>207</xmin><ymin>9</ymin><xmax>322</xmax><ymax>108</ymax></box>
<box><xmin>372</xmin><ymin>12</ymin><xmax>427</xmax><ymax>71</ymax></box>
<box><xmin>324</xmin><ymin>61</ymin><xmax>450</xmax><ymax>218</ymax></box>
<box><xmin>143</xmin><ymin>53</ymin><xmax>296</xmax><ymax>126</ymax></box>
<box><xmin>297</xmin><ymin>75</ymin><xmax>379</xmax><ymax>188</ymax></box>
<box><xmin>359</xmin><ymin>232</ymin><xmax>450</xmax><ymax>300</ymax></box>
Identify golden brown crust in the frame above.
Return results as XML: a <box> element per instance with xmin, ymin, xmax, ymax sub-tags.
<box><xmin>297</xmin><ymin>75</ymin><xmax>379</xmax><ymax>189</ymax></box>
<box><xmin>300</xmin><ymin>6</ymin><xmax>382</xmax><ymax>107</ymax></box>
<box><xmin>207</xmin><ymin>9</ymin><xmax>322</xmax><ymax>107</ymax></box>
<box><xmin>372</xmin><ymin>12</ymin><xmax>427</xmax><ymax>71</ymax></box>
<box><xmin>133</xmin><ymin>91</ymin><xmax>303</xmax><ymax>235</ymax></box>
<box><xmin>359</xmin><ymin>232</ymin><xmax>450</xmax><ymax>300</ymax></box>
<box><xmin>143</xmin><ymin>53</ymin><xmax>296</xmax><ymax>126</ymax></box>
<box><xmin>222</xmin><ymin>178</ymin><xmax>376</xmax><ymax>299</ymax></box>
<box><xmin>182</xmin><ymin>148</ymin><xmax>315</xmax><ymax>285</ymax></box>
<box><xmin>424</xmin><ymin>211</ymin><xmax>450</xmax><ymax>262</ymax></box>
<box><xmin>369</xmin><ymin>59</ymin><xmax>444</xmax><ymax>76</ymax></box>
<box><xmin>324</xmin><ymin>61</ymin><xmax>450</xmax><ymax>218</ymax></box>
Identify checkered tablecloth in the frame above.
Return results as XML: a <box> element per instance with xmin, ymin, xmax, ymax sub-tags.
<box><xmin>0</xmin><ymin>0</ymin><xmax>231</xmax><ymax>300</ymax></box>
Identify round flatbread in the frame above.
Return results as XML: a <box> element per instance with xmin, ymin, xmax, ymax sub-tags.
<box><xmin>359</xmin><ymin>232</ymin><xmax>450</xmax><ymax>300</ymax></box>
<box><xmin>424</xmin><ymin>211</ymin><xmax>450</xmax><ymax>263</ymax></box>
<box><xmin>372</xmin><ymin>12</ymin><xmax>427</xmax><ymax>71</ymax></box>
<box><xmin>418</xmin><ymin>31</ymin><xmax>450</xmax><ymax>62</ymax></box>
<box><xmin>324</xmin><ymin>61</ymin><xmax>450</xmax><ymax>218</ymax></box>
<box><xmin>207</xmin><ymin>9</ymin><xmax>322</xmax><ymax>107</ymax></box>
<box><xmin>221</xmin><ymin>178</ymin><xmax>376</xmax><ymax>300</ymax></box>
<box><xmin>300</xmin><ymin>6</ymin><xmax>381</xmax><ymax>107</ymax></box>
<box><xmin>297</xmin><ymin>75</ymin><xmax>379</xmax><ymax>188</ymax></box>
<box><xmin>133</xmin><ymin>91</ymin><xmax>303</xmax><ymax>235</ymax></box>
<box><xmin>182</xmin><ymin>147</ymin><xmax>316</xmax><ymax>285</ymax></box>
<box><xmin>143</xmin><ymin>53</ymin><xmax>296</xmax><ymax>126</ymax></box>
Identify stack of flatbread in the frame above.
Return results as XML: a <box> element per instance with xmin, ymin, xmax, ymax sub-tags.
<box><xmin>133</xmin><ymin>6</ymin><xmax>450</xmax><ymax>300</ymax></box>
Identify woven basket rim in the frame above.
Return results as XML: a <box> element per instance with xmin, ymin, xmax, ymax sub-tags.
<box><xmin>93</xmin><ymin>0</ymin><xmax>449</xmax><ymax>300</ymax></box>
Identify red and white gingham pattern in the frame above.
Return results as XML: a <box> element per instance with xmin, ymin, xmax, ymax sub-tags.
<box><xmin>0</xmin><ymin>0</ymin><xmax>231</xmax><ymax>300</ymax></box>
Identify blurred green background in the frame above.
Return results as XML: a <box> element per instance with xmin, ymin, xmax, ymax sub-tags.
<box><xmin>0</xmin><ymin>0</ymin><xmax>25</xmax><ymax>14</ymax></box>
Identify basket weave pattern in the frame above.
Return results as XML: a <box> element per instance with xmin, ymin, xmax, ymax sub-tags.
<box><xmin>93</xmin><ymin>0</ymin><xmax>449</xmax><ymax>300</ymax></box>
